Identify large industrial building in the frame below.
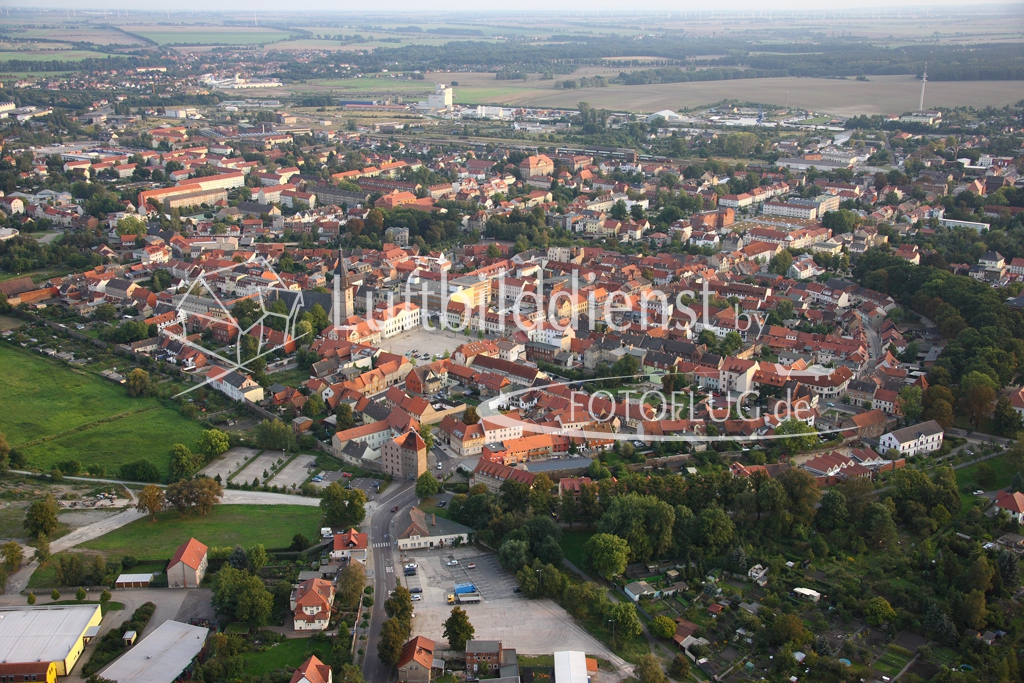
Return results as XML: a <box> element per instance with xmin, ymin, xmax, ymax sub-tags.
<box><xmin>0</xmin><ymin>604</ymin><xmax>103</xmax><ymax>676</ymax></box>
<box><xmin>100</xmin><ymin>620</ymin><xmax>208</xmax><ymax>683</ymax></box>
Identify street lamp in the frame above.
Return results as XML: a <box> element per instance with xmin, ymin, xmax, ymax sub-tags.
<box><xmin>608</xmin><ymin>618</ymin><xmax>616</xmax><ymax>641</ymax></box>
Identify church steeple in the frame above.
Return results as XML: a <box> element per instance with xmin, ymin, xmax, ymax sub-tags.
<box><xmin>333</xmin><ymin>249</ymin><xmax>354</xmax><ymax>327</ymax></box>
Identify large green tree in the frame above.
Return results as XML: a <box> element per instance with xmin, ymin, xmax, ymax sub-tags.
<box><xmin>583</xmin><ymin>533</ymin><xmax>630</xmax><ymax>580</ymax></box>
<box><xmin>598</xmin><ymin>493</ymin><xmax>675</xmax><ymax>562</ymax></box>
<box><xmin>320</xmin><ymin>482</ymin><xmax>367</xmax><ymax>529</ymax></box>
<box><xmin>443</xmin><ymin>606</ymin><xmax>475</xmax><ymax>651</ymax></box>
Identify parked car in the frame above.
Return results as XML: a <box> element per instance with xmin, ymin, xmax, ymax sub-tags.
<box><xmin>341</xmin><ymin>472</ymin><xmax>353</xmax><ymax>478</ymax></box>
<box><xmin>437</xmin><ymin>500</ymin><xmax>447</xmax><ymax>508</ymax></box>
<box><xmin>412</xmin><ymin>595</ymin><xmax>421</xmax><ymax>601</ymax></box>
<box><xmin>447</xmin><ymin>560</ymin><xmax>459</xmax><ymax>566</ymax></box>
<box><xmin>391</xmin><ymin>506</ymin><xmax>400</xmax><ymax>513</ymax></box>
<box><xmin>513</xmin><ymin>587</ymin><xmax>521</xmax><ymax>594</ymax></box>
<box><xmin>467</xmin><ymin>563</ymin><xmax>476</xmax><ymax>569</ymax></box>
<box><xmin>437</xmin><ymin>462</ymin><xmax>443</xmax><ymax>469</ymax></box>
<box><xmin>405</xmin><ymin>563</ymin><xmax>418</xmax><ymax>569</ymax></box>
<box><xmin>410</xmin><ymin>587</ymin><xmax>422</xmax><ymax>593</ymax></box>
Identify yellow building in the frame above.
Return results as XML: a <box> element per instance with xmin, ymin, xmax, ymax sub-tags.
<box><xmin>0</xmin><ymin>604</ymin><xmax>103</xmax><ymax>676</ymax></box>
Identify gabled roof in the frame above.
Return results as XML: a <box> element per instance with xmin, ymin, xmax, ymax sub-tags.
<box><xmin>290</xmin><ymin>656</ymin><xmax>332</xmax><ymax>683</ymax></box>
<box><xmin>398</xmin><ymin>636</ymin><xmax>435</xmax><ymax>670</ymax></box>
<box><xmin>333</xmin><ymin>528</ymin><xmax>368</xmax><ymax>551</ymax></box>
<box><xmin>996</xmin><ymin>490</ymin><xmax>1024</xmax><ymax>514</ymax></box>
<box><xmin>168</xmin><ymin>537</ymin><xmax>207</xmax><ymax>570</ymax></box>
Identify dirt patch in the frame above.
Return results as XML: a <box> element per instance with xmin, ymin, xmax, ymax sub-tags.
<box><xmin>59</xmin><ymin>509</ymin><xmax>122</xmax><ymax>529</ymax></box>
<box><xmin>894</xmin><ymin>631</ymin><xmax>927</xmax><ymax>650</ymax></box>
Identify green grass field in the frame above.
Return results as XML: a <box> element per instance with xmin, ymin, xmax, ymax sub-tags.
<box><xmin>22</xmin><ymin>409</ymin><xmax>204</xmax><ymax>478</ymax></box>
<box><xmin>131</xmin><ymin>28</ymin><xmax>292</xmax><ymax>46</ymax></box>
<box><xmin>0</xmin><ymin>50</ymin><xmax>116</xmax><ymax>62</ymax></box>
<box><xmin>560</xmin><ymin>529</ymin><xmax>595</xmax><ymax>569</ymax></box>
<box><xmin>241</xmin><ymin>637</ymin><xmax>333</xmax><ymax>676</ymax></box>
<box><xmin>80</xmin><ymin>505</ymin><xmax>322</xmax><ymax>559</ymax></box>
<box><xmin>955</xmin><ymin>451</ymin><xmax>1018</xmax><ymax>491</ymax></box>
<box><xmin>0</xmin><ymin>344</ymin><xmax>203</xmax><ymax>477</ymax></box>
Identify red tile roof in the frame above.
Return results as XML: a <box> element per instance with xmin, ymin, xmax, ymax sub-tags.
<box><xmin>168</xmin><ymin>537</ymin><xmax>207</xmax><ymax>570</ymax></box>
<box><xmin>333</xmin><ymin>528</ymin><xmax>368</xmax><ymax>551</ymax></box>
<box><xmin>398</xmin><ymin>636</ymin><xmax>435</xmax><ymax>670</ymax></box>
<box><xmin>290</xmin><ymin>656</ymin><xmax>332</xmax><ymax>683</ymax></box>
<box><xmin>996</xmin><ymin>490</ymin><xmax>1024</xmax><ymax>514</ymax></box>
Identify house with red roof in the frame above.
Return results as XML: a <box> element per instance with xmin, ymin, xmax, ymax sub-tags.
<box><xmin>397</xmin><ymin>636</ymin><xmax>436</xmax><ymax>683</ymax></box>
<box><xmin>291</xmin><ymin>578</ymin><xmax>335</xmax><ymax>631</ymax></box>
<box><xmin>291</xmin><ymin>656</ymin><xmax>333</xmax><ymax>683</ymax></box>
<box><xmin>167</xmin><ymin>537</ymin><xmax>208</xmax><ymax>588</ymax></box>
<box><xmin>330</xmin><ymin>528</ymin><xmax>368</xmax><ymax>564</ymax></box>
<box><xmin>996</xmin><ymin>491</ymin><xmax>1024</xmax><ymax>524</ymax></box>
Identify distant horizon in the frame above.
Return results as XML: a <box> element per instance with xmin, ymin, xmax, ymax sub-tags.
<box><xmin>5</xmin><ymin>1</ymin><xmax>1024</xmax><ymax>13</ymax></box>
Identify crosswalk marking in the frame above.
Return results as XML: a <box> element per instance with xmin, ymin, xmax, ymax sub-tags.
<box><xmin>373</xmin><ymin>542</ymin><xmax>390</xmax><ymax>548</ymax></box>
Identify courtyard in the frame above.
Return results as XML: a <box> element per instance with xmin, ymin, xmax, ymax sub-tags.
<box><xmin>396</xmin><ymin>546</ymin><xmax>615</xmax><ymax>658</ymax></box>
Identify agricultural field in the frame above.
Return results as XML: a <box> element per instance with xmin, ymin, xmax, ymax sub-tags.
<box><xmin>127</xmin><ymin>26</ymin><xmax>294</xmax><ymax>46</ymax></box>
<box><xmin>0</xmin><ymin>344</ymin><xmax>203</xmax><ymax>478</ymax></box>
<box><xmin>292</xmin><ymin>72</ymin><xmax>1019</xmax><ymax>116</ymax></box>
<box><xmin>80</xmin><ymin>504</ymin><xmax>322</xmax><ymax>559</ymax></box>
<box><xmin>0</xmin><ymin>25</ymin><xmax>147</xmax><ymax>45</ymax></box>
<box><xmin>0</xmin><ymin>49</ymin><xmax>117</xmax><ymax>61</ymax></box>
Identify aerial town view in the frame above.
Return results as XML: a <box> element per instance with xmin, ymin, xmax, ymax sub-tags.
<box><xmin>0</xmin><ymin>2</ymin><xmax>1023</xmax><ymax>683</ymax></box>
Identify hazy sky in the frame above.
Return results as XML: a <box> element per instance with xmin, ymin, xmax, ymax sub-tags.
<box><xmin>10</xmin><ymin>0</ymin><xmax>1023</xmax><ymax>12</ymax></box>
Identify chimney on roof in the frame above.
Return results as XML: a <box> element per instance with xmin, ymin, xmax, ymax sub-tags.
<box><xmin>432</xmin><ymin>514</ymin><xmax>436</xmax><ymax>526</ymax></box>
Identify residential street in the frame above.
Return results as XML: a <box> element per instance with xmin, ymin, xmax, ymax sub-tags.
<box><xmin>362</xmin><ymin>481</ymin><xmax>416</xmax><ymax>683</ymax></box>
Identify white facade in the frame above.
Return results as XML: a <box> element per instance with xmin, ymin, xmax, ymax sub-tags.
<box><xmin>879</xmin><ymin>420</ymin><xmax>944</xmax><ymax>457</ymax></box>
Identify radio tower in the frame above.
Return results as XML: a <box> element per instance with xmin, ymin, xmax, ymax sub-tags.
<box><xmin>919</xmin><ymin>64</ymin><xmax>927</xmax><ymax>111</ymax></box>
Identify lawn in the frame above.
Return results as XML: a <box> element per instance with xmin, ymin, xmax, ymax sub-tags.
<box><xmin>240</xmin><ymin>637</ymin><xmax>332</xmax><ymax>676</ymax></box>
<box><xmin>80</xmin><ymin>505</ymin><xmax>322</xmax><ymax>559</ymax></box>
<box><xmin>0</xmin><ymin>344</ymin><xmax>203</xmax><ymax>477</ymax></box>
<box><xmin>559</xmin><ymin>529</ymin><xmax>595</xmax><ymax>569</ymax></box>
<box><xmin>266</xmin><ymin>367</ymin><xmax>312</xmax><ymax>388</ymax></box>
<box><xmin>955</xmin><ymin>451</ymin><xmax>1018</xmax><ymax>492</ymax></box>
<box><xmin>22</xmin><ymin>409</ymin><xmax>204</xmax><ymax>479</ymax></box>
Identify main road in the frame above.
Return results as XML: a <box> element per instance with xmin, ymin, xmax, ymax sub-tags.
<box><xmin>362</xmin><ymin>480</ymin><xmax>417</xmax><ymax>683</ymax></box>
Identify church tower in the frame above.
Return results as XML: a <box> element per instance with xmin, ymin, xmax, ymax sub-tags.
<box><xmin>333</xmin><ymin>251</ymin><xmax>354</xmax><ymax>326</ymax></box>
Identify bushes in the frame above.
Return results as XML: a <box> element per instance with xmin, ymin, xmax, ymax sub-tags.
<box><xmin>82</xmin><ymin>602</ymin><xmax>156</xmax><ymax>675</ymax></box>
<box><xmin>118</xmin><ymin>460</ymin><xmax>161</xmax><ymax>483</ymax></box>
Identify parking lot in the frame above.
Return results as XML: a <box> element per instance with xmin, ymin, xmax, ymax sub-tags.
<box><xmin>268</xmin><ymin>454</ymin><xmax>317</xmax><ymax>490</ymax></box>
<box><xmin>231</xmin><ymin>450</ymin><xmax>288</xmax><ymax>485</ymax></box>
<box><xmin>397</xmin><ymin>547</ymin><xmax>615</xmax><ymax>658</ymax></box>
<box><xmin>382</xmin><ymin>326</ymin><xmax>467</xmax><ymax>362</ymax></box>
<box><xmin>199</xmin><ymin>446</ymin><xmax>260</xmax><ymax>481</ymax></box>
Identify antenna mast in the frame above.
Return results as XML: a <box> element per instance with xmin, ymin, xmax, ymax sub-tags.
<box><xmin>919</xmin><ymin>64</ymin><xmax>927</xmax><ymax>111</ymax></box>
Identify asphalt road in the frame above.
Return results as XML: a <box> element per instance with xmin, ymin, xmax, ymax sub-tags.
<box><xmin>362</xmin><ymin>481</ymin><xmax>416</xmax><ymax>683</ymax></box>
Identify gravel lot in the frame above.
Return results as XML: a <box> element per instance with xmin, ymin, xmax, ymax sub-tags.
<box><xmin>380</xmin><ymin>326</ymin><xmax>467</xmax><ymax>361</ymax></box>
<box><xmin>231</xmin><ymin>450</ymin><xmax>288</xmax><ymax>485</ymax></box>
<box><xmin>269</xmin><ymin>454</ymin><xmax>318</xmax><ymax>490</ymax></box>
<box><xmin>200</xmin><ymin>446</ymin><xmax>261</xmax><ymax>481</ymax></box>
<box><xmin>398</xmin><ymin>547</ymin><xmax>614</xmax><ymax>658</ymax></box>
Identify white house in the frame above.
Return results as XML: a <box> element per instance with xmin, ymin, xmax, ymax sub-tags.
<box><xmin>878</xmin><ymin>420</ymin><xmax>944</xmax><ymax>457</ymax></box>
<box><xmin>166</xmin><ymin>538</ymin><xmax>208</xmax><ymax>588</ymax></box>
<box><xmin>329</xmin><ymin>528</ymin><xmax>368</xmax><ymax>564</ymax></box>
